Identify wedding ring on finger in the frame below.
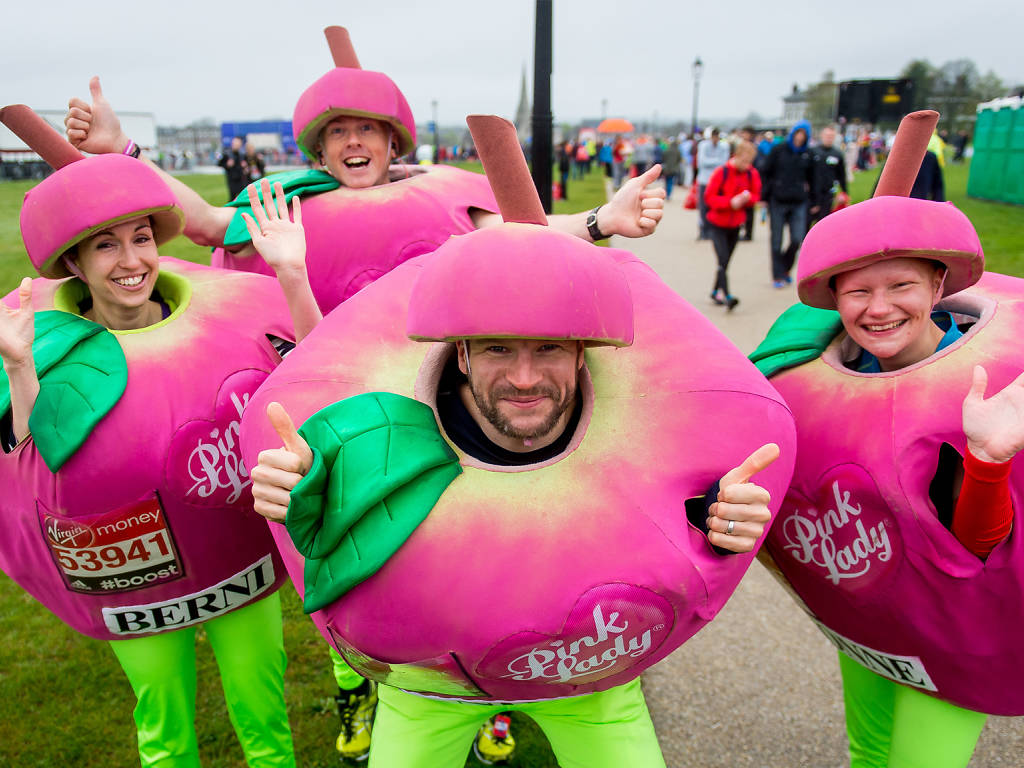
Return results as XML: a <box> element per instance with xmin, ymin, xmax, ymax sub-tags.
<box><xmin>725</xmin><ymin>519</ymin><xmax>736</xmax><ymax>536</ymax></box>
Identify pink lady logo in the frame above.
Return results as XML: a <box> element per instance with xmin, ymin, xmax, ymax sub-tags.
<box><xmin>778</xmin><ymin>465</ymin><xmax>897</xmax><ymax>589</ymax></box>
<box><xmin>167</xmin><ymin>370</ymin><xmax>268</xmax><ymax>507</ymax></box>
<box><xmin>477</xmin><ymin>584</ymin><xmax>673</xmax><ymax>686</ymax></box>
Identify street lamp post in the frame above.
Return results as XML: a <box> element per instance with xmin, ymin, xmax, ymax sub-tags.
<box><xmin>531</xmin><ymin>0</ymin><xmax>553</xmax><ymax>213</ymax></box>
<box><xmin>691</xmin><ymin>56</ymin><xmax>704</xmax><ymax>135</ymax></box>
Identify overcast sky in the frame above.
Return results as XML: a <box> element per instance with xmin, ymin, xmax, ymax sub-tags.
<box><xmin>4</xmin><ymin>0</ymin><xmax>1020</xmax><ymax>134</ymax></box>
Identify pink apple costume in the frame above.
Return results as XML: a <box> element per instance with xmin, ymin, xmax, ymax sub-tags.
<box><xmin>0</xmin><ymin>132</ymin><xmax>295</xmax><ymax>767</ymax></box>
<box><xmin>752</xmin><ymin>192</ymin><xmax>1022</xmax><ymax>766</ymax></box>
<box><xmin>211</xmin><ymin>27</ymin><xmax>497</xmax><ymax>315</ymax></box>
<box><xmin>239</xmin><ymin>116</ymin><xmax>797</xmax><ymax>766</ymax></box>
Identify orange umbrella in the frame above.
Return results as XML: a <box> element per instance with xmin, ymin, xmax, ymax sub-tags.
<box><xmin>597</xmin><ymin>118</ymin><xmax>634</xmax><ymax>133</ymax></box>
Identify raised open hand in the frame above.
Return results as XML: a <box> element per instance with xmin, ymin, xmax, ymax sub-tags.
<box><xmin>962</xmin><ymin>365</ymin><xmax>1024</xmax><ymax>464</ymax></box>
<box><xmin>241</xmin><ymin>180</ymin><xmax>306</xmax><ymax>274</ymax></box>
<box><xmin>65</xmin><ymin>76</ymin><xmax>130</xmax><ymax>155</ymax></box>
<box><xmin>0</xmin><ymin>278</ymin><xmax>36</xmax><ymax>367</ymax></box>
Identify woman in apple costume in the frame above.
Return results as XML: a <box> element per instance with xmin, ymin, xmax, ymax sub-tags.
<box><xmin>0</xmin><ymin>107</ymin><xmax>301</xmax><ymax>768</ymax></box>
<box><xmin>751</xmin><ymin>111</ymin><xmax>1024</xmax><ymax>767</ymax></box>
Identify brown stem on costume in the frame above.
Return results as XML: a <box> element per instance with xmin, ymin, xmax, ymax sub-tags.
<box><xmin>466</xmin><ymin>115</ymin><xmax>548</xmax><ymax>226</ymax></box>
<box><xmin>874</xmin><ymin>110</ymin><xmax>939</xmax><ymax>198</ymax></box>
<box><xmin>324</xmin><ymin>26</ymin><xmax>361</xmax><ymax>69</ymax></box>
<box><xmin>0</xmin><ymin>104</ymin><xmax>84</xmax><ymax>170</ymax></box>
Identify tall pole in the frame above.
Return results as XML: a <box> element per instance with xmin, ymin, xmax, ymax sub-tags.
<box><xmin>431</xmin><ymin>99</ymin><xmax>439</xmax><ymax>164</ymax></box>
<box><xmin>691</xmin><ymin>56</ymin><xmax>704</xmax><ymax>135</ymax></box>
<box><xmin>531</xmin><ymin>0</ymin><xmax>553</xmax><ymax>213</ymax></box>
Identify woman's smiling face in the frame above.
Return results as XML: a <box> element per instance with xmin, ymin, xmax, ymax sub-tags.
<box><xmin>834</xmin><ymin>257</ymin><xmax>946</xmax><ymax>371</ymax></box>
<box><xmin>75</xmin><ymin>216</ymin><xmax>160</xmax><ymax>316</ymax></box>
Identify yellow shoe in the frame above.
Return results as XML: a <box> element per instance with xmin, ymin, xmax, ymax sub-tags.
<box><xmin>472</xmin><ymin>714</ymin><xmax>516</xmax><ymax>764</ymax></box>
<box><xmin>335</xmin><ymin>680</ymin><xmax>377</xmax><ymax>762</ymax></box>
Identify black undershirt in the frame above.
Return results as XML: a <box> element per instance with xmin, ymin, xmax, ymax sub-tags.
<box><xmin>77</xmin><ymin>288</ymin><xmax>172</xmax><ymax>321</ymax></box>
<box><xmin>435</xmin><ymin>354</ymin><xmax>582</xmax><ymax>466</ymax></box>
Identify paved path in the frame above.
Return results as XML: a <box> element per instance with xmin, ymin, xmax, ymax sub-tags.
<box><xmin>607</xmin><ymin>187</ymin><xmax>1024</xmax><ymax>768</ymax></box>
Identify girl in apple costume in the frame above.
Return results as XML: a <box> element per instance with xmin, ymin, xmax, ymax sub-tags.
<box><xmin>752</xmin><ymin>110</ymin><xmax>1024</xmax><ymax>767</ymax></box>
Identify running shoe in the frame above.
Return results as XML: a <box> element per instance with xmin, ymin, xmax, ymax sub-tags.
<box><xmin>335</xmin><ymin>680</ymin><xmax>377</xmax><ymax>762</ymax></box>
<box><xmin>473</xmin><ymin>714</ymin><xmax>516</xmax><ymax>764</ymax></box>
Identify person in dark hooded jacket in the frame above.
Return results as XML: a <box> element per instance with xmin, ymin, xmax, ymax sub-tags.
<box><xmin>761</xmin><ymin>120</ymin><xmax>815</xmax><ymax>287</ymax></box>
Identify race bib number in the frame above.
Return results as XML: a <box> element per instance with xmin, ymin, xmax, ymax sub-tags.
<box><xmin>814</xmin><ymin>620</ymin><xmax>937</xmax><ymax>692</ymax></box>
<box><xmin>39</xmin><ymin>495</ymin><xmax>185</xmax><ymax>594</ymax></box>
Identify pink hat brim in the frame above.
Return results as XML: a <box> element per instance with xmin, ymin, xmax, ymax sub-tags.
<box><xmin>406</xmin><ymin>224</ymin><xmax>634</xmax><ymax>347</ymax></box>
<box><xmin>20</xmin><ymin>154</ymin><xmax>184</xmax><ymax>278</ymax></box>
<box><xmin>797</xmin><ymin>197</ymin><xmax>984</xmax><ymax>310</ymax></box>
<box><xmin>293</xmin><ymin>69</ymin><xmax>416</xmax><ymax>161</ymax></box>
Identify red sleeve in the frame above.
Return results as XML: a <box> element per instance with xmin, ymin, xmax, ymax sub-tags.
<box><xmin>703</xmin><ymin>167</ymin><xmax>728</xmax><ymax>211</ymax></box>
<box><xmin>952</xmin><ymin>450</ymin><xmax>1014</xmax><ymax>559</ymax></box>
<box><xmin>749</xmin><ymin>168</ymin><xmax>762</xmax><ymax>206</ymax></box>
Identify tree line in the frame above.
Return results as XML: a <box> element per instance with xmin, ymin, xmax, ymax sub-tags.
<box><xmin>796</xmin><ymin>59</ymin><xmax>1016</xmax><ymax>133</ymax></box>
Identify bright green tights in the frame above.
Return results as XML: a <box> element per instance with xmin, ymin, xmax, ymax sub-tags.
<box><xmin>368</xmin><ymin>677</ymin><xmax>666</xmax><ymax>768</ymax></box>
<box><xmin>329</xmin><ymin>645</ymin><xmax>364</xmax><ymax>690</ymax></box>
<box><xmin>109</xmin><ymin>591</ymin><xmax>295</xmax><ymax>768</ymax></box>
<box><xmin>840</xmin><ymin>651</ymin><xmax>987</xmax><ymax>768</ymax></box>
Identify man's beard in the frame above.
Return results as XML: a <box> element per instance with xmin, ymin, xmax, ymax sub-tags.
<box><xmin>468</xmin><ymin>381</ymin><xmax>576</xmax><ymax>441</ymax></box>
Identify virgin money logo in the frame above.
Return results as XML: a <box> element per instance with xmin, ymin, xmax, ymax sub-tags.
<box><xmin>478</xmin><ymin>584</ymin><xmax>673</xmax><ymax>686</ymax></box>
<box><xmin>777</xmin><ymin>466</ymin><xmax>896</xmax><ymax>589</ymax></box>
<box><xmin>44</xmin><ymin>517</ymin><xmax>94</xmax><ymax>548</ymax></box>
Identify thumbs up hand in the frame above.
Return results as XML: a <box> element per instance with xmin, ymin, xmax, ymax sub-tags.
<box><xmin>65</xmin><ymin>76</ymin><xmax>131</xmax><ymax>156</ymax></box>
<box><xmin>601</xmin><ymin>163</ymin><xmax>667</xmax><ymax>238</ymax></box>
<box><xmin>251</xmin><ymin>402</ymin><xmax>314</xmax><ymax>522</ymax></box>
<box><xmin>706</xmin><ymin>443</ymin><xmax>779</xmax><ymax>553</ymax></box>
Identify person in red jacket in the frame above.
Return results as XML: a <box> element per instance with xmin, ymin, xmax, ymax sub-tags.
<box><xmin>704</xmin><ymin>141</ymin><xmax>761</xmax><ymax>310</ymax></box>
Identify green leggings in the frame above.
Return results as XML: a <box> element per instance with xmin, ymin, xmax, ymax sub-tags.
<box><xmin>329</xmin><ymin>645</ymin><xmax>365</xmax><ymax>690</ymax></box>
<box><xmin>839</xmin><ymin>651</ymin><xmax>987</xmax><ymax>768</ymax></box>
<box><xmin>109</xmin><ymin>591</ymin><xmax>295</xmax><ymax>768</ymax></box>
<box><xmin>369</xmin><ymin>678</ymin><xmax>666</xmax><ymax>768</ymax></box>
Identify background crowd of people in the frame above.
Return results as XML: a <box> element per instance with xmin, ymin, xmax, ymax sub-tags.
<box><xmin>551</xmin><ymin>120</ymin><xmax>957</xmax><ymax>312</ymax></box>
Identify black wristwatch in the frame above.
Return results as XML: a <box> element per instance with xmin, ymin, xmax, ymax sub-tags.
<box><xmin>586</xmin><ymin>206</ymin><xmax>608</xmax><ymax>241</ymax></box>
